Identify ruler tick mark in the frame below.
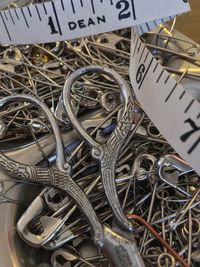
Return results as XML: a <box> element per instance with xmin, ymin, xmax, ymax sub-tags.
<box><xmin>35</xmin><ymin>5</ymin><xmax>41</xmax><ymax>21</ymax></box>
<box><xmin>27</xmin><ymin>6</ymin><xmax>32</xmax><ymax>17</ymax></box>
<box><xmin>153</xmin><ymin>62</ymin><xmax>158</xmax><ymax>73</ymax></box>
<box><xmin>91</xmin><ymin>0</ymin><xmax>95</xmax><ymax>14</ymax></box>
<box><xmin>70</xmin><ymin>0</ymin><xmax>75</xmax><ymax>14</ymax></box>
<box><xmin>131</xmin><ymin>0</ymin><xmax>136</xmax><ymax>20</ymax></box>
<box><xmin>138</xmin><ymin>58</ymin><xmax>154</xmax><ymax>90</ymax></box>
<box><xmin>156</xmin><ymin>69</ymin><xmax>164</xmax><ymax>83</ymax></box>
<box><xmin>80</xmin><ymin>0</ymin><xmax>83</xmax><ymax>7</ymax></box>
<box><xmin>197</xmin><ymin>113</ymin><xmax>200</xmax><ymax>119</ymax></box>
<box><xmin>179</xmin><ymin>90</ymin><xmax>186</xmax><ymax>100</ymax></box>
<box><xmin>164</xmin><ymin>74</ymin><xmax>170</xmax><ymax>84</ymax></box>
<box><xmin>139</xmin><ymin>25</ymin><xmax>144</xmax><ymax>35</ymax></box>
<box><xmin>9</xmin><ymin>10</ymin><xmax>15</xmax><ymax>25</ymax></box>
<box><xmin>21</xmin><ymin>8</ymin><xmax>29</xmax><ymax>28</ymax></box>
<box><xmin>14</xmin><ymin>9</ymin><xmax>19</xmax><ymax>20</ymax></box>
<box><xmin>110</xmin><ymin>0</ymin><xmax>113</xmax><ymax>5</ymax></box>
<box><xmin>43</xmin><ymin>4</ymin><xmax>47</xmax><ymax>15</ymax></box>
<box><xmin>51</xmin><ymin>1</ymin><xmax>62</xmax><ymax>36</ymax></box>
<box><xmin>60</xmin><ymin>0</ymin><xmax>65</xmax><ymax>10</ymax></box>
<box><xmin>139</xmin><ymin>46</ymin><xmax>145</xmax><ymax>62</ymax></box>
<box><xmin>0</xmin><ymin>13</ymin><xmax>11</xmax><ymax>41</ymax></box>
<box><xmin>145</xmin><ymin>22</ymin><xmax>150</xmax><ymax>31</ymax></box>
<box><xmin>184</xmin><ymin>99</ymin><xmax>195</xmax><ymax>114</ymax></box>
<box><xmin>133</xmin><ymin>32</ymin><xmax>136</xmax><ymax>43</ymax></box>
<box><xmin>138</xmin><ymin>42</ymin><xmax>142</xmax><ymax>53</ymax></box>
<box><xmin>144</xmin><ymin>51</ymin><xmax>149</xmax><ymax>63</ymax></box>
<box><xmin>4</xmin><ymin>11</ymin><xmax>8</xmax><ymax>21</ymax></box>
<box><xmin>132</xmin><ymin>38</ymin><xmax>139</xmax><ymax>58</ymax></box>
<box><xmin>165</xmin><ymin>83</ymin><xmax>178</xmax><ymax>102</ymax></box>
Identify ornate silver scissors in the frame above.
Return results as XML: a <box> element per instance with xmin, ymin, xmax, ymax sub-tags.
<box><xmin>0</xmin><ymin>93</ymin><xmax>145</xmax><ymax>267</ymax></box>
<box><xmin>0</xmin><ymin>94</ymin><xmax>103</xmax><ymax>246</ymax></box>
<box><xmin>63</xmin><ymin>65</ymin><xmax>134</xmax><ymax>231</ymax></box>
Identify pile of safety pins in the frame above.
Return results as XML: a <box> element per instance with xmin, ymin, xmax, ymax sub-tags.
<box><xmin>0</xmin><ymin>8</ymin><xmax>200</xmax><ymax>267</ymax></box>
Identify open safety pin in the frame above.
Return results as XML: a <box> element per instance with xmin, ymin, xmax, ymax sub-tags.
<box><xmin>157</xmin><ymin>154</ymin><xmax>193</xmax><ymax>197</ymax></box>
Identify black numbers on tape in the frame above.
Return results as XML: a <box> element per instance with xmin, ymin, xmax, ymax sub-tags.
<box><xmin>48</xmin><ymin>16</ymin><xmax>58</xmax><ymax>34</ymax></box>
<box><xmin>180</xmin><ymin>118</ymin><xmax>200</xmax><ymax>154</ymax></box>
<box><xmin>116</xmin><ymin>0</ymin><xmax>131</xmax><ymax>20</ymax></box>
<box><xmin>136</xmin><ymin>64</ymin><xmax>146</xmax><ymax>84</ymax></box>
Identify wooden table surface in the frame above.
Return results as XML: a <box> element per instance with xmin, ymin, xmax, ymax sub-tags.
<box><xmin>176</xmin><ymin>0</ymin><xmax>200</xmax><ymax>43</ymax></box>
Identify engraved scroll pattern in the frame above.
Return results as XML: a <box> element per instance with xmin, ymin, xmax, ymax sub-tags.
<box><xmin>0</xmin><ymin>152</ymin><xmax>103</xmax><ymax>244</ymax></box>
<box><xmin>101</xmin><ymin>97</ymin><xmax>134</xmax><ymax>169</ymax></box>
<box><xmin>0</xmin><ymin>153</ymin><xmax>33</xmax><ymax>181</ymax></box>
<box><xmin>100</xmin><ymin>97</ymin><xmax>134</xmax><ymax>228</ymax></box>
<box><xmin>34</xmin><ymin>170</ymin><xmax>104</xmax><ymax>244</ymax></box>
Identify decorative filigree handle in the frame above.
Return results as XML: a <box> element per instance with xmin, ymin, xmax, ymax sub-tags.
<box><xmin>0</xmin><ymin>94</ymin><xmax>104</xmax><ymax>246</ymax></box>
<box><xmin>0</xmin><ymin>94</ymin><xmax>68</xmax><ymax>173</ymax></box>
<box><xmin>63</xmin><ymin>66</ymin><xmax>134</xmax><ymax>231</ymax></box>
<box><xmin>0</xmin><ymin>152</ymin><xmax>104</xmax><ymax>246</ymax></box>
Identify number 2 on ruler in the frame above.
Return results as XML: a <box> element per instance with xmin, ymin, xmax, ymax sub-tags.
<box><xmin>116</xmin><ymin>0</ymin><xmax>136</xmax><ymax>21</ymax></box>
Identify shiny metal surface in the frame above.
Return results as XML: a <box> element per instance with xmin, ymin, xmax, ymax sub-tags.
<box><xmin>0</xmin><ymin>181</ymin><xmax>48</xmax><ymax>267</ymax></box>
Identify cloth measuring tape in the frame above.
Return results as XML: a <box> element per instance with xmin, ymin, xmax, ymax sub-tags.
<box><xmin>129</xmin><ymin>29</ymin><xmax>200</xmax><ymax>176</ymax></box>
<box><xmin>0</xmin><ymin>0</ymin><xmax>189</xmax><ymax>45</ymax></box>
<box><xmin>0</xmin><ymin>0</ymin><xmax>199</xmax><ymax>175</ymax></box>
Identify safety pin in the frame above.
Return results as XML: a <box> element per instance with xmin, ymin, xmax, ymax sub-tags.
<box><xmin>17</xmin><ymin>188</ymin><xmax>66</xmax><ymax>247</ymax></box>
<box><xmin>146</xmin><ymin>32</ymin><xmax>200</xmax><ymax>56</ymax></box>
<box><xmin>146</xmin><ymin>42</ymin><xmax>200</xmax><ymax>64</ymax></box>
<box><xmin>157</xmin><ymin>154</ymin><xmax>193</xmax><ymax>197</ymax></box>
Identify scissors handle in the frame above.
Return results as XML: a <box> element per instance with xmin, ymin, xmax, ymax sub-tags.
<box><xmin>63</xmin><ymin>66</ymin><xmax>134</xmax><ymax>231</ymax></box>
<box><xmin>63</xmin><ymin>65</ymin><xmax>133</xmax><ymax>150</ymax></box>
<box><xmin>0</xmin><ymin>152</ymin><xmax>104</xmax><ymax>246</ymax></box>
<box><xmin>0</xmin><ymin>94</ymin><xmax>69</xmax><ymax>174</ymax></box>
<box><xmin>99</xmin><ymin>97</ymin><xmax>134</xmax><ymax>231</ymax></box>
<box><xmin>0</xmin><ymin>94</ymin><xmax>104</xmax><ymax>246</ymax></box>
